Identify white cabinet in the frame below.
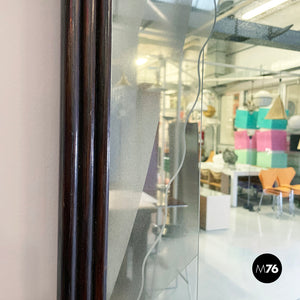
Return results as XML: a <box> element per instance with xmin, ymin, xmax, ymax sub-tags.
<box><xmin>200</xmin><ymin>188</ymin><xmax>231</xmax><ymax>231</ymax></box>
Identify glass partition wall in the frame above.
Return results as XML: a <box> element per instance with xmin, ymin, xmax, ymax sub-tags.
<box><xmin>108</xmin><ymin>0</ymin><xmax>300</xmax><ymax>299</ymax></box>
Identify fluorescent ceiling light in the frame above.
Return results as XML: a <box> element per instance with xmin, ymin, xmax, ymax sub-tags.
<box><xmin>152</xmin><ymin>0</ymin><xmax>219</xmax><ymax>11</ymax></box>
<box><xmin>242</xmin><ymin>0</ymin><xmax>288</xmax><ymax>20</ymax></box>
<box><xmin>136</xmin><ymin>58</ymin><xmax>148</xmax><ymax>66</ymax></box>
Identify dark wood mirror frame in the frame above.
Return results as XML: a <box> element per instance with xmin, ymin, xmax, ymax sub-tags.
<box><xmin>58</xmin><ymin>0</ymin><xmax>111</xmax><ymax>299</ymax></box>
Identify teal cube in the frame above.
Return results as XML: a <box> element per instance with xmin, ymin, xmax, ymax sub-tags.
<box><xmin>257</xmin><ymin>108</ymin><xmax>288</xmax><ymax>129</ymax></box>
<box><xmin>256</xmin><ymin>151</ymin><xmax>287</xmax><ymax>168</ymax></box>
<box><xmin>235</xmin><ymin>150</ymin><xmax>257</xmax><ymax>165</ymax></box>
<box><xmin>234</xmin><ymin>110</ymin><xmax>258</xmax><ymax>129</ymax></box>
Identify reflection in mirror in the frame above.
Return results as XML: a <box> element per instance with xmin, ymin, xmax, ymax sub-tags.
<box><xmin>109</xmin><ymin>0</ymin><xmax>216</xmax><ymax>299</ymax></box>
<box><xmin>108</xmin><ymin>0</ymin><xmax>300</xmax><ymax>299</ymax></box>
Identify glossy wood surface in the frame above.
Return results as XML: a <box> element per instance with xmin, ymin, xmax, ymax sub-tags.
<box><xmin>58</xmin><ymin>0</ymin><xmax>111</xmax><ymax>299</ymax></box>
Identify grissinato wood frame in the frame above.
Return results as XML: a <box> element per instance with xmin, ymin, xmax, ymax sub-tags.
<box><xmin>58</xmin><ymin>0</ymin><xmax>111</xmax><ymax>299</ymax></box>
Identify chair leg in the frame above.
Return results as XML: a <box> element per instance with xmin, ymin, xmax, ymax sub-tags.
<box><xmin>272</xmin><ymin>195</ymin><xmax>276</xmax><ymax>211</ymax></box>
<box><xmin>289</xmin><ymin>190</ymin><xmax>295</xmax><ymax>216</ymax></box>
<box><xmin>276</xmin><ymin>193</ymin><xmax>283</xmax><ymax>218</ymax></box>
<box><xmin>276</xmin><ymin>195</ymin><xmax>280</xmax><ymax>218</ymax></box>
<box><xmin>257</xmin><ymin>191</ymin><xmax>264</xmax><ymax>212</ymax></box>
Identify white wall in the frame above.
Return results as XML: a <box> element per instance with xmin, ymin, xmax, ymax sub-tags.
<box><xmin>0</xmin><ymin>1</ymin><xmax>60</xmax><ymax>299</ymax></box>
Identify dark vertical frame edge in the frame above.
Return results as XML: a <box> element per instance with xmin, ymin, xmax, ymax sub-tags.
<box><xmin>57</xmin><ymin>0</ymin><xmax>111</xmax><ymax>299</ymax></box>
<box><xmin>93</xmin><ymin>0</ymin><xmax>112</xmax><ymax>298</ymax></box>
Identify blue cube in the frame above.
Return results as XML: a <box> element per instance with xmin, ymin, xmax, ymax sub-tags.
<box><xmin>257</xmin><ymin>108</ymin><xmax>288</xmax><ymax>129</ymax></box>
<box><xmin>234</xmin><ymin>110</ymin><xmax>258</xmax><ymax>129</ymax></box>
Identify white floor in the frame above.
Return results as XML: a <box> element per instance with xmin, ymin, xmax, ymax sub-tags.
<box><xmin>156</xmin><ymin>205</ymin><xmax>300</xmax><ymax>300</ymax></box>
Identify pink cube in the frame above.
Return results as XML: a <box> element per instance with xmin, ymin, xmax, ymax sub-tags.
<box><xmin>256</xmin><ymin>130</ymin><xmax>287</xmax><ymax>151</ymax></box>
<box><xmin>234</xmin><ymin>130</ymin><xmax>257</xmax><ymax>149</ymax></box>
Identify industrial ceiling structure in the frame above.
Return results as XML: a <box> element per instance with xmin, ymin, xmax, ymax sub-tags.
<box><xmin>112</xmin><ymin>0</ymin><xmax>300</xmax><ymax>108</ymax></box>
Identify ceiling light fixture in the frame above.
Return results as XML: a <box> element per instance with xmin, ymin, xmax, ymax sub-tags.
<box><xmin>136</xmin><ymin>57</ymin><xmax>148</xmax><ymax>66</ymax></box>
<box><xmin>242</xmin><ymin>0</ymin><xmax>288</xmax><ymax>20</ymax></box>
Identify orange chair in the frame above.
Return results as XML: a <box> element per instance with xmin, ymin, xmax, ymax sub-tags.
<box><xmin>205</xmin><ymin>150</ymin><xmax>215</xmax><ymax>163</ymax></box>
<box><xmin>276</xmin><ymin>167</ymin><xmax>299</xmax><ymax>215</ymax></box>
<box><xmin>257</xmin><ymin>169</ymin><xmax>291</xmax><ymax>217</ymax></box>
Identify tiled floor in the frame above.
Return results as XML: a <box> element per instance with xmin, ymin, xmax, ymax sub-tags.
<box><xmin>156</xmin><ymin>205</ymin><xmax>300</xmax><ymax>300</ymax></box>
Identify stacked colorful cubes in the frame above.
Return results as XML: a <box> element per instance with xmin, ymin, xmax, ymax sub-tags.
<box><xmin>234</xmin><ymin>109</ymin><xmax>258</xmax><ymax>165</ymax></box>
<box><xmin>234</xmin><ymin>108</ymin><xmax>288</xmax><ymax>167</ymax></box>
<box><xmin>256</xmin><ymin>130</ymin><xmax>287</xmax><ymax>168</ymax></box>
<box><xmin>234</xmin><ymin>130</ymin><xmax>257</xmax><ymax>165</ymax></box>
<box><xmin>256</xmin><ymin>107</ymin><xmax>288</xmax><ymax>168</ymax></box>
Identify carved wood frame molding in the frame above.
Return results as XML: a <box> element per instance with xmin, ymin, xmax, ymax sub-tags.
<box><xmin>58</xmin><ymin>0</ymin><xmax>111</xmax><ymax>299</ymax></box>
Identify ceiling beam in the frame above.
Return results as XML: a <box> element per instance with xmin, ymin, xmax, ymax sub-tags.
<box><xmin>212</xmin><ymin>17</ymin><xmax>300</xmax><ymax>51</ymax></box>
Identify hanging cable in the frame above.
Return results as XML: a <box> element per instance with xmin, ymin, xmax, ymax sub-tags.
<box><xmin>137</xmin><ymin>1</ymin><xmax>217</xmax><ymax>299</ymax></box>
